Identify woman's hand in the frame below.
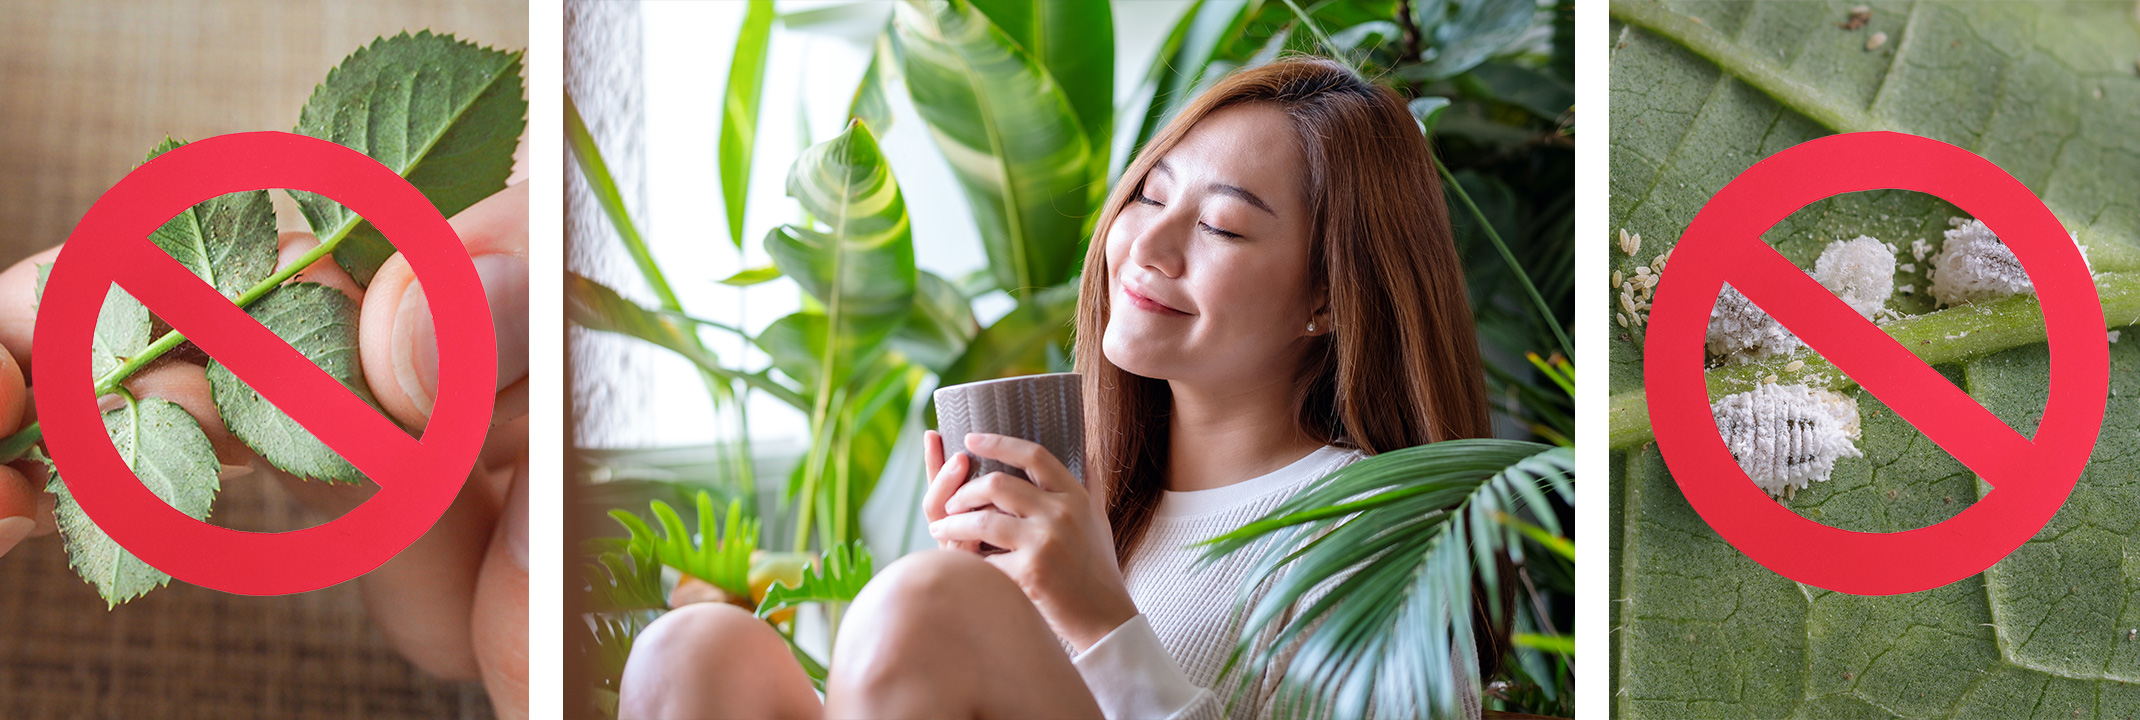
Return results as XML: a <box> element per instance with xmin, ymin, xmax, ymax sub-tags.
<box><xmin>924</xmin><ymin>431</ymin><xmax>1138</xmax><ymax>652</ymax></box>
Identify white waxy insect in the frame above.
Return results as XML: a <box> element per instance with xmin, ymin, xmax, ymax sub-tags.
<box><xmin>1866</xmin><ymin>31</ymin><xmax>1888</xmax><ymax>50</ymax></box>
<box><xmin>1708</xmin><ymin>284</ymin><xmax>1802</xmax><ymax>363</ymax></box>
<box><xmin>1927</xmin><ymin>217</ymin><xmax>2087</xmax><ymax>307</ymax></box>
<box><xmin>1813</xmin><ymin>236</ymin><xmax>1896</xmax><ymax>319</ymax></box>
<box><xmin>1712</xmin><ymin>383</ymin><xmax>1864</xmax><ymax>498</ymax></box>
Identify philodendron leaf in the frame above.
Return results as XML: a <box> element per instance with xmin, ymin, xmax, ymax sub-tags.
<box><xmin>142</xmin><ymin>138</ymin><xmax>277</xmax><ymax>299</ymax></box>
<box><xmin>292</xmin><ymin>31</ymin><xmax>526</xmax><ymax>285</ymax></box>
<box><xmin>1610</xmin><ymin>3</ymin><xmax>2140</xmax><ymax>717</ymax></box>
<box><xmin>47</xmin><ymin>399</ymin><xmax>221</xmax><ymax>607</ymax></box>
<box><xmin>891</xmin><ymin>0</ymin><xmax>1095</xmax><ymax>293</ymax></box>
<box><xmin>206</xmin><ymin>282</ymin><xmax>375</xmax><ymax>484</ymax></box>
<box><xmin>756</xmin><ymin>539</ymin><xmax>874</xmax><ymax>620</ymax></box>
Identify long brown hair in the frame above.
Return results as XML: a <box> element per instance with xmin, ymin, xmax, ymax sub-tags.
<box><xmin>1074</xmin><ymin>56</ymin><xmax>1492</xmax><ymax>561</ymax></box>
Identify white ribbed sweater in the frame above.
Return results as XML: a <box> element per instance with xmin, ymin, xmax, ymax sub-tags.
<box><xmin>1067</xmin><ymin>445</ymin><xmax>1484</xmax><ymax>720</ymax></box>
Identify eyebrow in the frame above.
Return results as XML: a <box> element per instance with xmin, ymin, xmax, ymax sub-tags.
<box><xmin>1150</xmin><ymin>159</ymin><xmax>1278</xmax><ymax>218</ymax></box>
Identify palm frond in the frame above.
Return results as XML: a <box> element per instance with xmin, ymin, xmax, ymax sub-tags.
<box><xmin>1199</xmin><ymin>440</ymin><xmax>1574</xmax><ymax>719</ymax></box>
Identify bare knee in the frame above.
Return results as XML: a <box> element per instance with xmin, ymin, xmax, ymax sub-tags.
<box><xmin>620</xmin><ymin>603</ymin><xmax>815</xmax><ymax>720</ymax></box>
<box><xmin>831</xmin><ymin>551</ymin><xmax>1021</xmax><ymax>694</ymax></box>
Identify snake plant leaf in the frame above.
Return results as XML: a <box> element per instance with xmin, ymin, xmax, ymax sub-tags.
<box><xmin>765</xmin><ymin>120</ymin><xmax>917</xmax><ymax>391</ymax></box>
<box><xmin>566</xmin><ymin>272</ymin><xmax>807</xmax><ymax>411</ymax></box>
<box><xmin>891</xmin><ymin>0</ymin><xmax>1095</xmax><ymax>293</ymax></box>
<box><xmin>756</xmin><ymin>539</ymin><xmax>875</xmax><ymax>620</ymax></box>
<box><xmin>1203</xmin><ymin>440</ymin><xmax>1572</xmax><ymax>720</ymax></box>
<box><xmin>47</xmin><ymin>399</ymin><xmax>221</xmax><ymax>607</ymax></box>
<box><xmin>291</xmin><ymin>31</ymin><xmax>526</xmax><ymax>285</ymax></box>
<box><xmin>966</xmin><ymin>0</ymin><xmax>1113</xmax><ymax>172</ymax></box>
<box><xmin>1610</xmin><ymin>2</ymin><xmax>2140</xmax><ymax>717</ymax></box>
<box><xmin>141</xmin><ymin>138</ymin><xmax>277</xmax><ymax>300</ymax></box>
<box><xmin>720</xmin><ymin>0</ymin><xmax>776</xmax><ymax>249</ymax></box>
<box><xmin>205</xmin><ymin>282</ymin><xmax>375</xmax><ymax>484</ymax></box>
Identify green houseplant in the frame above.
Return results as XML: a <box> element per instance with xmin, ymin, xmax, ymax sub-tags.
<box><xmin>570</xmin><ymin>0</ymin><xmax>1573</xmax><ymax>716</ymax></box>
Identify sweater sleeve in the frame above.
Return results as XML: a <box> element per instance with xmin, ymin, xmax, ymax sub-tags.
<box><xmin>1072</xmin><ymin>614</ymin><xmax>1212</xmax><ymax>720</ymax></box>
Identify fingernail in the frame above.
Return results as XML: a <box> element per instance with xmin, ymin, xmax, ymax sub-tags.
<box><xmin>0</xmin><ymin>516</ymin><xmax>33</xmax><ymax>556</ymax></box>
<box><xmin>503</xmin><ymin>463</ymin><xmax>528</xmax><ymax>570</ymax></box>
<box><xmin>474</xmin><ymin>254</ymin><xmax>529</xmax><ymax>392</ymax></box>
<box><xmin>392</xmin><ymin>279</ymin><xmax>439</xmax><ymax>416</ymax></box>
<box><xmin>390</xmin><ymin>254</ymin><xmax>530</xmax><ymax>419</ymax></box>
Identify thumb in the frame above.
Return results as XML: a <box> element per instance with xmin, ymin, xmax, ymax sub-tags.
<box><xmin>360</xmin><ymin>182</ymin><xmax>529</xmax><ymax>430</ymax></box>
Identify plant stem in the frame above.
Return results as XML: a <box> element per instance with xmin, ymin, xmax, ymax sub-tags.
<box><xmin>1610</xmin><ymin>271</ymin><xmax>2140</xmax><ymax>449</ymax></box>
<box><xmin>0</xmin><ymin>222</ymin><xmax>356</xmax><ymax>463</ymax></box>
<box><xmin>1436</xmin><ymin>157</ymin><xmax>1574</xmax><ymax>360</ymax></box>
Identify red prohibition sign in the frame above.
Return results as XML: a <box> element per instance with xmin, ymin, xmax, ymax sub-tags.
<box><xmin>1645</xmin><ymin>132</ymin><xmax>2106</xmax><ymax>596</ymax></box>
<box><xmin>35</xmin><ymin>132</ymin><xmax>496</xmax><ymax>596</ymax></box>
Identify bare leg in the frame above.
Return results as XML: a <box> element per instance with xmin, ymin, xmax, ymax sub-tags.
<box><xmin>618</xmin><ymin>602</ymin><xmax>822</xmax><ymax>720</ymax></box>
<box><xmin>826</xmin><ymin>550</ymin><xmax>1102</xmax><ymax>720</ymax></box>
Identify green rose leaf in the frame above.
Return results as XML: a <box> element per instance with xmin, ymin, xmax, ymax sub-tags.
<box><xmin>291</xmin><ymin>31</ymin><xmax>526</xmax><ymax>285</ymax></box>
<box><xmin>47</xmin><ymin>399</ymin><xmax>222</xmax><ymax>608</ymax></box>
<box><xmin>206</xmin><ymin>282</ymin><xmax>375</xmax><ymax>484</ymax></box>
<box><xmin>142</xmin><ymin>137</ymin><xmax>277</xmax><ymax>300</ymax></box>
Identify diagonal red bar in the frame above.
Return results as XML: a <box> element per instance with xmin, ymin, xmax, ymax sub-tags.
<box><xmin>1723</xmin><ymin>237</ymin><xmax>2036</xmax><ymax>489</ymax></box>
<box><xmin>107</xmin><ymin>241</ymin><xmax>424</xmax><ymax>487</ymax></box>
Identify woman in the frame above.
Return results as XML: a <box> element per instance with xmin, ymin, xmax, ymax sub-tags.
<box><xmin>619</xmin><ymin>55</ymin><xmax>1492</xmax><ymax>720</ymax></box>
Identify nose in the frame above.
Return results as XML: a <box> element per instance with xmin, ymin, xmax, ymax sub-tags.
<box><xmin>1125</xmin><ymin>202</ymin><xmax>1192</xmax><ymax>280</ymax></box>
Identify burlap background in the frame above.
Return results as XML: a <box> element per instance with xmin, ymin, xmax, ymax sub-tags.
<box><xmin>0</xmin><ymin>1</ymin><xmax>525</xmax><ymax>717</ymax></box>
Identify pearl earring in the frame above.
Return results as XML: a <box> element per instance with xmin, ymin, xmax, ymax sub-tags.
<box><xmin>1307</xmin><ymin>319</ymin><xmax>1317</xmax><ymax>333</ymax></box>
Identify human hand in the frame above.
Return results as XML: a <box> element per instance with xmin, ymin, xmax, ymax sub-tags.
<box><xmin>925</xmin><ymin>432</ymin><xmax>1137</xmax><ymax>652</ymax></box>
<box><xmin>921</xmin><ymin>429</ymin><xmax>978</xmax><ymax>554</ymax></box>
<box><xmin>0</xmin><ymin>178</ymin><xmax>528</xmax><ymax>717</ymax></box>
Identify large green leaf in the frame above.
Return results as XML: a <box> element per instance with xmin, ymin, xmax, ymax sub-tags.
<box><xmin>764</xmin><ymin>120</ymin><xmax>917</xmax><ymax>392</ymax></box>
<box><xmin>292</xmin><ymin>31</ymin><xmax>526</xmax><ymax>285</ymax></box>
<box><xmin>565</xmin><ymin>272</ymin><xmax>807</xmax><ymax>410</ymax></box>
<box><xmin>1118</xmin><ymin>0</ymin><xmax>1257</xmax><ymax>177</ymax></box>
<box><xmin>966</xmin><ymin>0</ymin><xmax>1114</xmax><ymax>172</ymax></box>
<box><xmin>206</xmin><ymin>283</ymin><xmax>377</xmax><ymax>485</ymax></box>
<box><xmin>889</xmin><ymin>270</ymin><xmax>977</xmax><ymax>375</ymax></box>
<box><xmin>891</xmin><ymin>0</ymin><xmax>1095</xmax><ymax>293</ymax></box>
<box><xmin>720</xmin><ymin>0</ymin><xmax>777</xmax><ymax>248</ymax></box>
<box><xmin>47</xmin><ymin>399</ymin><xmax>221</xmax><ymax>607</ymax></box>
<box><xmin>1610</xmin><ymin>2</ymin><xmax>2140</xmax><ymax>716</ymax></box>
<box><xmin>937</xmin><ymin>282</ymin><xmax>1078</xmax><ymax>387</ymax></box>
<box><xmin>142</xmin><ymin>139</ymin><xmax>277</xmax><ymax>300</ymax></box>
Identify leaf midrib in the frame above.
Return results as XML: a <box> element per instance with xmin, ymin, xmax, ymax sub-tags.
<box><xmin>318</xmin><ymin>50</ymin><xmax>522</xmax><ymax>247</ymax></box>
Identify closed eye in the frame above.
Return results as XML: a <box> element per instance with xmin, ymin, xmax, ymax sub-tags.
<box><xmin>1135</xmin><ymin>192</ymin><xmax>1164</xmax><ymax>207</ymax></box>
<box><xmin>1200</xmin><ymin>222</ymin><xmax>1242</xmax><ymax>239</ymax></box>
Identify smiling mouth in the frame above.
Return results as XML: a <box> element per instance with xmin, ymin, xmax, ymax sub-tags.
<box><xmin>1121</xmin><ymin>283</ymin><xmax>1190</xmax><ymax>316</ymax></box>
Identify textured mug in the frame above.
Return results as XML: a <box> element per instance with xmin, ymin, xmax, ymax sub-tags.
<box><xmin>933</xmin><ymin>372</ymin><xmax>1085</xmax><ymax>487</ymax></box>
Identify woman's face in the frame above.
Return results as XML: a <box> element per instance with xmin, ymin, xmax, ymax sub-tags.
<box><xmin>1101</xmin><ymin>103</ymin><xmax>1324</xmax><ymax>388</ymax></box>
